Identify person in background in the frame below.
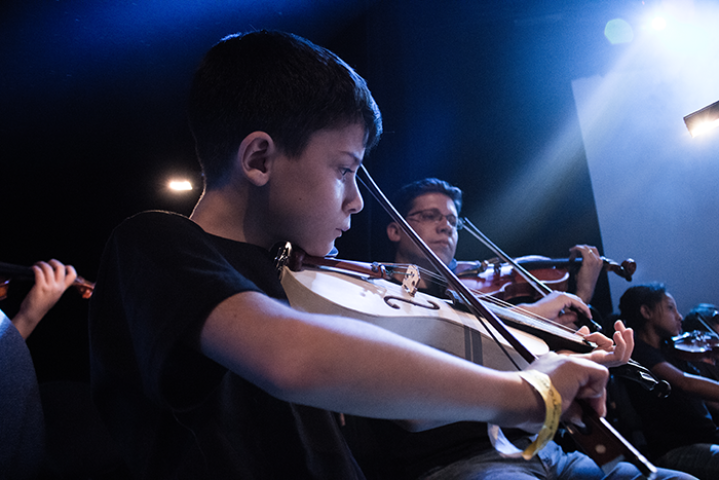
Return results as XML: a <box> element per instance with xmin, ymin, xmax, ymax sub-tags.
<box><xmin>619</xmin><ymin>283</ymin><xmax>719</xmax><ymax>480</ymax></box>
<box><xmin>682</xmin><ymin>303</ymin><xmax>719</xmax><ymax>336</ymax></box>
<box><xmin>386</xmin><ymin>178</ymin><xmax>606</xmax><ymax>328</ymax></box>
<box><xmin>678</xmin><ymin>304</ymin><xmax>719</xmax><ymax>383</ymax></box>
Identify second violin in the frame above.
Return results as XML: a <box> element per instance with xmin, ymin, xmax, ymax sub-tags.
<box><xmin>456</xmin><ymin>254</ymin><xmax>636</xmax><ymax>303</ymax></box>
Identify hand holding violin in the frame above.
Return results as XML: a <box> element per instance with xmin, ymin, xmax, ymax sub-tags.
<box><xmin>570</xmin><ymin>245</ymin><xmax>604</xmax><ymax>304</ymax></box>
<box><xmin>516</xmin><ymin>290</ymin><xmax>592</xmax><ymax>328</ymax></box>
<box><xmin>11</xmin><ymin>259</ymin><xmax>77</xmax><ymax>339</ymax></box>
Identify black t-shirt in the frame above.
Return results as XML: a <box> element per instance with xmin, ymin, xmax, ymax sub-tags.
<box><xmin>88</xmin><ymin>211</ymin><xmax>363</xmax><ymax>479</ymax></box>
<box><xmin>626</xmin><ymin>339</ymin><xmax>719</xmax><ymax>459</ymax></box>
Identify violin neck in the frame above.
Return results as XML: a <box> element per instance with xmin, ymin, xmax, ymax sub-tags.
<box><xmin>515</xmin><ymin>258</ymin><xmax>580</xmax><ymax>271</ymax></box>
<box><xmin>0</xmin><ymin>262</ymin><xmax>35</xmax><ymax>279</ymax></box>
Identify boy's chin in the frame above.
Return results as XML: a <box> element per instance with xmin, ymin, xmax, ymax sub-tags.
<box><xmin>299</xmin><ymin>242</ymin><xmax>336</xmax><ymax>259</ymax></box>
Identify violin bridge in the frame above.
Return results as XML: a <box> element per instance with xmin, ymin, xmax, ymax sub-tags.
<box><xmin>401</xmin><ymin>264</ymin><xmax>420</xmax><ymax>297</ymax></box>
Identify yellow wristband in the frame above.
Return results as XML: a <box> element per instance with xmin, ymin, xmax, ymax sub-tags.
<box><xmin>517</xmin><ymin>370</ymin><xmax>562</xmax><ymax>460</ymax></box>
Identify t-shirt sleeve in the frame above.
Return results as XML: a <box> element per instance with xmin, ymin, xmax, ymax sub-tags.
<box><xmin>93</xmin><ymin>211</ymin><xmax>262</xmax><ymax>408</ymax></box>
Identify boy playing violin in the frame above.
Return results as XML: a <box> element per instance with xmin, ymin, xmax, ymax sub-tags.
<box><xmin>88</xmin><ymin>30</ymin><xmax>681</xmax><ymax>479</ymax></box>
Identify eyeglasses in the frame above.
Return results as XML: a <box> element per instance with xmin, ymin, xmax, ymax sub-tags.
<box><xmin>406</xmin><ymin>209</ymin><xmax>463</xmax><ymax>230</ymax></box>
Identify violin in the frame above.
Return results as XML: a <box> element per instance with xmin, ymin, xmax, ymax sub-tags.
<box><xmin>278</xmin><ymin>248</ymin><xmax>597</xmax><ymax>354</ymax></box>
<box><xmin>0</xmin><ymin>261</ymin><xmax>95</xmax><ymax>300</ymax></box>
<box><xmin>455</xmin><ymin>218</ymin><xmax>636</xmax><ymax>333</ymax></box>
<box><xmin>456</xmin><ymin>255</ymin><xmax>636</xmax><ymax>303</ymax></box>
<box><xmin>277</xmin><ymin>243</ymin><xmax>551</xmax><ymax>372</ymax></box>
<box><xmin>278</xmin><ymin>243</ymin><xmax>665</xmax><ymax>465</ymax></box>
<box><xmin>664</xmin><ymin>330</ymin><xmax>719</xmax><ymax>363</ymax></box>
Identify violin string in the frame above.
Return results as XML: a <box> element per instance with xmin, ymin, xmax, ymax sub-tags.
<box><xmin>474</xmin><ymin>293</ymin><xmax>584</xmax><ymax>339</ymax></box>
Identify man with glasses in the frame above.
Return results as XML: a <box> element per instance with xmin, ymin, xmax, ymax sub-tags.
<box><xmin>386</xmin><ymin>177</ymin><xmax>604</xmax><ymax>323</ymax></box>
<box><xmin>386</xmin><ymin>178</ymin><xmax>465</xmax><ymax>293</ymax></box>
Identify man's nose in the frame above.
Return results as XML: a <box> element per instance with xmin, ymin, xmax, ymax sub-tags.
<box><xmin>437</xmin><ymin>216</ymin><xmax>453</xmax><ymax>232</ymax></box>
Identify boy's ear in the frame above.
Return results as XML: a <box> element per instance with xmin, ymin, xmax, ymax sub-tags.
<box><xmin>237</xmin><ymin>131</ymin><xmax>276</xmax><ymax>187</ymax></box>
<box><xmin>640</xmin><ymin>304</ymin><xmax>652</xmax><ymax>320</ymax></box>
<box><xmin>386</xmin><ymin>222</ymin><xmax>402</xmax><ymax>243</ymax></box>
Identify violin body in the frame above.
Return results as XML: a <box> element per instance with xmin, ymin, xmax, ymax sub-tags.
<box><xmin>456</xmin><ymin>258</ymin><xmax>570</xmax><ymax>303</ymax></box>
<box><xmin>279</xmin><ymin>265</ymin><xmax>549</xmax><ymax>371</ymax></box>
<box><xmin>665</xmin><ymin>330</ymin><xmax>719</xmax><ymax>363</ymax></box>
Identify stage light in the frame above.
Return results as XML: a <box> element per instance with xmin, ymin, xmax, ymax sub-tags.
<box><xmin>651</xmin><ymin>17</ymin><xmax>667</xmax><ymax>30</ymax></box>
<box><xmin>169</xmin><ymin>180</ymin><xmax>193</xmax><ymax>191</ymax></box>
<box><xmin>684</xmin><ymin>99</ymin><xmax>719</xmax><ymax>138</ymax></box>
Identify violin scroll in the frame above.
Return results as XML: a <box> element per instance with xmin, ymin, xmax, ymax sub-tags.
<box><xmin>71</xmin><ymin>276</ymin><xmax>95</xmax><ymax>299</ymax></box>
<box><xmin>603</xmin><ymin>257</ymin><xmax>636</xmax><ymax>282</ymax></box>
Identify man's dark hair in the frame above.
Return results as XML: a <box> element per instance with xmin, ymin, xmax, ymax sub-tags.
<box><xmin>392</xmin><ymin>178</ymin><xmax>463</xmax><ymax>218</ymax></box>
<box><xmin>618</xmin><ymin>283</ymin><xmax>667</xmax><ymax>330</ymax></box>
<box><xmin>188</xmin><ymin>30</ymin><xmax>382</xmax><ymax>189</ymax></box>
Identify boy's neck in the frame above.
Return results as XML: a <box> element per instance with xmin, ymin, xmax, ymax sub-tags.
<box><xmin>190</xmin><ymin>188</ymin><xmax>252</xmax><ymax>244</ymax></box>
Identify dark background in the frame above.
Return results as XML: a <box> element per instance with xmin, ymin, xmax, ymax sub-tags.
<box><xmin>1</xmin><ymin>0</ymin><xmax>658</xmax><ymax>381</ymax></box>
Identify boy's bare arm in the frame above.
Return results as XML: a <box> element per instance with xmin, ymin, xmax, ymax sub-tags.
<box><xmin>200</xmin><ymin>290</ymin><xmax>609</xmax><ymax>432</ymax></box>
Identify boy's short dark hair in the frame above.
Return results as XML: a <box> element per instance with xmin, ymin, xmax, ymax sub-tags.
<box><xmin>392</xmin><ymin>178</ymin><xmax>463</xmax><ymax>218</ymax></box>
<box><xmin>188</xmin><ymin>30</ymin><xmax>382</xmax><ymax>189</ymax></box>
<box><xmin>618</xmin><ymin>283</ymin><xmax>667</xmax><ymax>330</ymax></box>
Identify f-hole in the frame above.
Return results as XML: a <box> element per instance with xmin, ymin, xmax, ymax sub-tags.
<box><xmin>384</xmin><ymin>295</ymin><xmax>441</xmax><ymax>311</ymax></box>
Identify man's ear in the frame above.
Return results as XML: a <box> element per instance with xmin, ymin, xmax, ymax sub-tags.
<box><xmin>640</xmin><ymin>304</ymin><xmax>652</xmax><ymax>320</ymax></box>
<box><xmin>237</xmin><ymin>131</ymin><xmax>276</xmax><ymax>187</ymax></box>
<box><xmin>387</xmin><ymin>222</ymin><xmax>402</xmax><ymax>243</ymax></box>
